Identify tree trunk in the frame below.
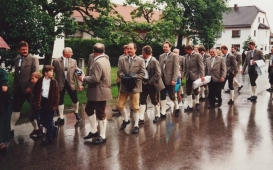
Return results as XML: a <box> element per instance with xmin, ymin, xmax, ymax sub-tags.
<box><xmin>176</xmin><ymin>33</ymin><xmax>183</xmax><ymax>49</ymax></box>
<box><xmin>44</xmin><ymin>40</ymin><xmax>55</xmax><ymax>65</ymax></box>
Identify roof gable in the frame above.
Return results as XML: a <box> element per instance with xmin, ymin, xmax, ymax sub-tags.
<box><xmin>223</xmin><ymin>5</ymin><xmax>265</xmax><ymax>28</ymax></box>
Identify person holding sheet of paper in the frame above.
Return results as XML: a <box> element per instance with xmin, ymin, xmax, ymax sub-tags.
<box><xmin>242</xmin><ymin>41</ymin><xmax>265</xmax><ymax>102</ymax></box>
<box><xmin>205</xmin><ymin>48</ymin><xmax>226</xmax><ymax>109</ymax></box>
<box><xmin>182</xmin><ymin>45</ymin><xmax>204</xmax><ymax>112</ymax></box>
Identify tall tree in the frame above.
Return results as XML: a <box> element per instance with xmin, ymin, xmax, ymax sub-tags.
<box><xmin>0</xmin><ymin>0</ymin><xmax>111</xmax><ymax>69</ymax></box>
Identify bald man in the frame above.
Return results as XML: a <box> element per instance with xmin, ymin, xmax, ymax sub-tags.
<box><xmin>52</xmin><ymin>47</ymin><xmax>83</xmax><ymax>125</ymax></box>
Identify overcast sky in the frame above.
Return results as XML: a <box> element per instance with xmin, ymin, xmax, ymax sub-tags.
<box><xmin>111</xmin><ymin>0</ymin><xmax>273</xmax><ymax>32</ymax></box>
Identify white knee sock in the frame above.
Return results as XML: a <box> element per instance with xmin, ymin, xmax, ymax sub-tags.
<box><xmin>253</xmin><ymin>86</ymin><xmax>257</xmax><ymax>96</ymax></box>
<box><xmin>187</xmin><ymin>95</ymin><xmax>193</xmax><ymax>108</ymax></box>
<box><xmin>195</xmin><ymin>94</ymin><xmax>200</xmax><ymax>104</ymax></box>
<box><xmin>10</xmin><ymin>112</ymin><xmax>20</xmax><ymax>131</ymax></box>
<box><xmin>139</xmin><ymin>104</ymin><xmax>146</xmax><ymax>120</ymax></box>
<box><xmin>160</xmin><ymin>100</ymin><xmax>167</xmax><ymax>115</ymax></box>
<box><xmin>180</xmin><ymin>86</ymin><xmax>184</xmax><ymax>94</ymax></box>
<box><xmin>154</xmin><ymin>104</ymin><xmax>160</xmax><ymax>117</ymax></box>
<box><xmin>72</xmin><ymin>102</ymin><xmax>79</xmax><ymax>113</ymax></box>
<box><xmin>58</xmin><ymin>104</ymin><xmax>64</xmax><ymax>119</ymax></box>
<box><xmin>120</xmin><ymin>109</ymin><xmax>129</xmax><ymax>122</ymax></box>
<box><xmin>88</xmin><ymin>114</ymin><xmax>97</xmax><ymax>133</ymax></box>
<box><xmin>230</xmin><ymin>90</ymin><xmax>234</xmax><ymax>101</ymax></box>
<box><xmin>173</xmin><ymin>99</ymin><xmax>179</xmax><ymax>110</ymax></box>
<box><xmin>99</xmin><ymin>119</ymin><xmax>107</xmax><ymax>139</ymax></box>
<box><xmin>234</xmin><ymin>78</ymin><xmax>241</xmax><ymax>87</ymax></box>
<box><xmin>31</xmin><ymin>120</ymin><xmax>39</xmax><ymax>130</ymax></box>
<box><xmin>133</xmin><ymin>112</ymin><xmax>139</xmax><ymax>127</ymax></box>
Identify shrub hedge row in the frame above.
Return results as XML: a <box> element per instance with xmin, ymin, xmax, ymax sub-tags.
<box><xmin>65</xmin><ymin>39</ymin><xmax>165</xmax><ymax>66</ymax></box>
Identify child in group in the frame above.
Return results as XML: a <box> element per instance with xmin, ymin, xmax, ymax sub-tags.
<box><xmin>32</xmin><ymin>65</ymin><xmax>59</xmax><ymax>146</ymax></box>
<box><xmin>29</xmin><ymin>72</ymin><xmax>43</xmax><ymax>138</ymax></box>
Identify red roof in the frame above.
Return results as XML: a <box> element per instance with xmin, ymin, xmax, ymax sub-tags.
<box><xmin>0</xmin><ymin>36</ymin><xmax>10</xmax><ymax>49</ymax></box>
<box><xmin>72</xmin><ymin>4</ymin><xmax>161</xmax><ymax>23</ymax></box>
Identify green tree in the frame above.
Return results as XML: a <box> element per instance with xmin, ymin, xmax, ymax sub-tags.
<box><xmin>0</xmin><ymin>0</ymin><xmax>111</xmax><ymax>69</ymax></box>
<box><xmin>242</xmin><ymin>36</ymin><xmax>253</xmax><ymax>50</ymax></box>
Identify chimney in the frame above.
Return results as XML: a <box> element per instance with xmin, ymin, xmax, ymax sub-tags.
<box><xmin>234</xmin><ymin>4</ymin><xmax>238</xmax><ymax>10</ymax></box>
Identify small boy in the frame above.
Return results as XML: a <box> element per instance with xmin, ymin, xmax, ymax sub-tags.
<box><xmin>29</xmin><ymin>72</ymin><xmax>43</xmax><ymax>137</ymax></box>
<box><xmin>32</xmin><ymin>65</ymin><xmax>59</xmax><ymax>146</ymax></box>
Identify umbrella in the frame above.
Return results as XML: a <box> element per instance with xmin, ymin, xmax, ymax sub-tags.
<box><xmin>0</xmin><ymin>36</ymin><xmax>10</xmax><ymax>49</ymax></box>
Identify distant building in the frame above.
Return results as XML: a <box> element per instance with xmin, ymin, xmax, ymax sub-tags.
<box><xmin>215</xmin><ymin>4</ymin><xmax>271</xmax><ymax>54</ymax></box>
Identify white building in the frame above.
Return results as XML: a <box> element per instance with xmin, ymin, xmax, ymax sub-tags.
<box><xmin>214</xmin><ymin>4</ymin><xmax>271</xmax><ymax>54</ymax></box>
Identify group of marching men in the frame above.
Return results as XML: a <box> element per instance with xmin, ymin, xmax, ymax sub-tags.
<box><xmin>9</xmin><ymin>40</ymin><xmax>268</xmax><ymax>146</ymax></box>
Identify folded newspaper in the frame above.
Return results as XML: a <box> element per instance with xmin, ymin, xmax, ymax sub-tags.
<box><xmin>250</xmin><ymin>59</ymin><xmax>266</xmax><ymax>75</ymax></box>
<box><xmin>192</xmin><ymin>76</ymin><xmax>211</xmax><ymax>89</ymax></box>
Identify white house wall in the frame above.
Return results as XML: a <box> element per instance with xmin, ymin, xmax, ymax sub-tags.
<box><xmin>215</xmin><ymin>28</ymin><xmax>251</xmax><ymax>54</ymax></box>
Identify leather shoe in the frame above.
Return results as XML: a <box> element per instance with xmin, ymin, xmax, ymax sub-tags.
<box><xmin>225</xmin><ymin>89</ymin><xmax>230</xmax><ymax>93</ymax></box>
<box><xmin>84</xmin><ymin>131</ymin><xmax>100</xmax><ymax>139</ymax></box>
<box><xmin>132</xmin><ymin>126</ymin><xmax>139</xmax><ymax>134</ymax></box>
<box><xmin>120</xmin><ymin>120</ymin><xmax>130</xmax><ymax>130</ymax></box>
<box><xmin>153</xmin><ymin>116</ymin><xmax>161</xmax><ymax>123</ymax></box>
<box><xmin>195</xmin><ymin>103</ymin><xmax>200</xmax><ymax>111</ymax></box>
<box><xmin>208</xmin><ymin>105</ymin><xmax>216</xmax><ymax>109</ymax></box>
<box><xmin>40</xmin><ymin>139</ymin><xmax>52</xmax><ymax>146</ymax></box>
<box><xmin>217</xmin><ymin>102</ymin><xmax>222</xmax><ymax>107</ymax></box>
<box><xmin>52</xmin><ymin>126</ymin><xmax>58</xmax><ymax>139</ymax></box>
<box><xmin>247</xmin><ymin>96</ymin><xmax>253</xmax><ymax>100</ymax></box>
<box><xmin>238</xmin><ymin>85</ymin><xmax>243</xmax><ymax>92</ymax></box>
<box><xmin>55</xmin><ymin>118</ymin><xmax>64</xmax><ymax>125</ymax></box>
<box><xmin>10</xmin><ymin>130</ymin><xmax>14</xmax><ymax>138</ymax></box>
<box><xmin>74</xmin><ymin>113</ymin><xmax>81</xmax><ymax>121</ymax></box>
<box><xmin>93</xmin><ymin>136</ymin><xmax>106</xmax><ymax>145</ymax></box>
<box><xmin>160</xmin><ymin>113</ymin><xmax>166</xmax><ymax>118</ymax></box>
<box><xmin>228</xmin><ymin>99</ymin><xmax>234</xmax><ymax>105</ymax></box>
<box><xmin>112</xmin><ymin>108</ymin><xmax>119</xmax><ymax>112</ymax></box>
<box><xmin>138</xmin><ymin>119</ymin><xmax>145</xmax><ymax>125</ymax></box>
<box><xmin>199</xmin><ymin>97</ymin><xmax>205</xmax><ymax>101</ymax></box>
<box><xmin>250</xmin><ymin>96</ymin><xmax>257</xmax><ymax>102</ymax></box>
<box><xmin>184</xmin><ymin>106</ymin><xmax>193</xmax><ymax>112</ymax></box>
<box><xmin>175</xmin><ymin>109</ymin><xmax>180</xmax><ymax>117</ymax></box>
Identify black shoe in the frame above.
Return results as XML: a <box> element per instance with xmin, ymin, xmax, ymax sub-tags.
<box><xmin>55</xmin><ymin>118</ymin><xmax>65</xmax><ymax>125</ymax></box>
<box><xmin>112</xmin><ymin>108</ymin><xmax>119</xmax><ymax>112</ymax></box>
<box><xmin>52</xmin><ymin>126</ymin><xmax>58</xmax><ymax>139</ymax></box>
<box><xmin>184</xmin><ymin>106</ymin><xmax>193</xmax><ymax>112</ymax></box>
<box><xmin>228</xmin><ymin>99</ymin><xmax>234</xmax><ymax>105</ymax></box>
<box><xmin>93</xmin><ymin>136</ymin><xmax>106</xmax><ymax>145</ymax></box>
<box><xmin>40</xmin><ymin>139</ymin><xmax>52</xmax><ymax>146</ymax></box>
<box><xmin>132</xmin><ymin>126</ymin><xmax>139</xmax><ymax>134</ymax></box>
<box><xmin>138</xmin><ymin>119</ymin><xmax>145</xmax><ymax>125</ymax></box>
<box><xmin>175</xmin><ymin>109</ymin><xmax>180</xmax><ymax>117</ymax></box>
<box><xmin>238</xmin><ymin>85</ymin><xmax>243</xmax><ymax>92</ymax></box>
<box><xmin>247</xmin><ymin>96</ymin><xmax>253</xmax><ymax>100</ymax></box>
<box><xmin>160</xmin><ymin>113</ymin><xmax>166</xmax><ymax>118</ymax></box>
<box><xmin>199</xmin><ymin>97</ymin><xmax>205</xmax><ymax>101</ymax></box>
<box><xmin>153</xmin><ymin>116</ymin><xmax>161</xmax><ymax>123</ymax></box>
<box><xmin>195</xmin><ymin>104</ymin><xmax>200</xmax><ymax>111</ymax></box>
<box><xmin>225</xmin><ymin>89</ymin><xmax>230</xmax><ymax>93</ymax></box>
<box><xmin>74</xmin><ymin>113</ymin><xmax>81</xmax><ymax>121</ymax></box>
<box><xmin>250</xmin><ymin>96</ymin><xmax>257</xmax><ymax>101</ymax></box>
<box><xmin>208</xmin><ymin>105</ymin><xmax>216</xmax><ymax>109</ymax></box>
<box><xmin>217</xmin><ymin>102</ymin><xmax>222</xmax><ymax>108</ymax></box>
<box><xmin>120</xmin><ymin>120</ymin><xmax>130</xmax><ymax>130</ymax></box>
<box><xmin>0</xmin><ymin>145</ymin><xmax>8</xmax><ymax>155</ymax></box>
<box><xmin>29</xmin><ymin>129</ymin><xmax>43</xmax><ymax>138</ymax></box>
<box><xmin>83</xmin><ymin>131</ymin><xmax>100</xmax><ymax>139</ymax></box>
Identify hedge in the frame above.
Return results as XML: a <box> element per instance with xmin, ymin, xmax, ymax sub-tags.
<box><xmin>65</xmin><ymin>39</ymin><xmax>165</xmax><ymax>66</ymax></box>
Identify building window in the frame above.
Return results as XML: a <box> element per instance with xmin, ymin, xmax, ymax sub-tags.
<box><xmin>232</xmin><ymin>30</ymin><xmax>241</xmax><ymax>37</ymax></box>
<box><xmin>271</xmin><ymin>38</ymin><xmax>273</xmax><ymax>45</ymax></box>
<box><xmin>263</xmin><ymin>18</ymin><xmax>264</xmax><ymax>23</ymax></box>
<box><xmin>232</xmin><ymin>44</ymin><xmax>240</xmax><ymax>52</ymax></box>
<box><xmin>258</xmin><ymin>17</ymin><xmax>260</xmax><ymax>22</ymax></box>
<box><xmin>254</xmin><ymin>30</ymin><xmax>256</xmax><ymax>37</ymax></box>
<box><xmin>265</xmin><ymin>45</ymin><xmax>267</xmax><ymax>51</ymax></box>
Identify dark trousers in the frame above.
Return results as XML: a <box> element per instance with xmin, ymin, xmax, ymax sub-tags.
<box><xmin>160</xmin><ymin>77</ymin><xmax>175</xmax><ymax>101</ymax></box>
<box><xmin>222</xmin><ymin>72</ymin><xmax>234</xmax><ymax>90</ymax></box>
<box><xmin>140</xmin><ymin>82</ymin><xmax>159</xmax><ymax>105</ymax></box>
<box><xmin>40</xmin><ymin>98</ymin><xmax>54</xmax><ymax>141</ymax></box>
<box><xmin>249</xmin><ymin>68</ymin><xmax>258</xmax><ymax>86</ymax></box>
<box><xmin>12</xmin><ymin>89</ymin><xmax>31</xmax><ymax>112</ymax></box>
<box><xmin>186</xmin><ymin>78</ymin><xmax>199</xmax><ymax>95</ymax></box>
<box><xmin>208</xmin><ymin>81</ymin><xmax>222</xmax><ymax>106</ymax></box>
<box><xmin>85</xmin><ymin>101</ymin><xmax>106</xmax><ymax>120</ymax></box>
<box><xmin>59</xmin><ymin>80</ymin><xmax>78</xmax><ymax>105</ymax></box>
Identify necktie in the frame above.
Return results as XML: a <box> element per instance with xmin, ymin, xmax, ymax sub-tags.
<box><xmin>188</xmin><ymin>55</ymin><xmax>191</xmax><ymax>62</ymax></box>
<box><xmin>129</xmin><ymin>57</ymin><xmax>133</xmax><ymax>68</ymax></box>
<box><xmin>251</xmin><ymin>51</ymin><xmax>254</xmax><ymax>58</ymax></box>
<box><xmin>163</xmin><ymin>54</ymin><xmax>168</xmax><ymax>69</ymax></box>
<box><xmin>211</xmin><ymin>57</ymin><xmax>215</xmax><ymax>68</ymax></box>
<box><xmin>145</xmin><ymin>60</ymin><xmax>147</xmax><ymax>67</ymax></box>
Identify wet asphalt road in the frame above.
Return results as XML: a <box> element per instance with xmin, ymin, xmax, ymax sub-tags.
<box><xmin>1</xmin><ymin>63</ymin><xmax>273</xmax><ymax>170</ymax></box>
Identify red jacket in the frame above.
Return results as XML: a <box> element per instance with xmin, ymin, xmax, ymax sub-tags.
<box><xmin>32</xmin><ymin>77</ymin><xmax>59</xmax><ymax>111</ymax></box>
